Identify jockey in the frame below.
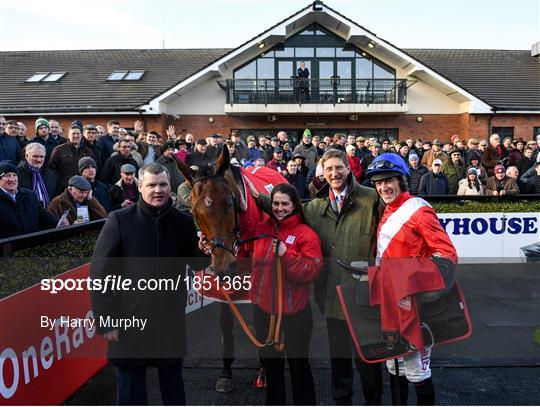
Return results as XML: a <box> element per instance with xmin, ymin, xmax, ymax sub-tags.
<box><xmin>366</xmin><ymin>153</ymin><xmax>458</xmax><ymax>405</ymax></box>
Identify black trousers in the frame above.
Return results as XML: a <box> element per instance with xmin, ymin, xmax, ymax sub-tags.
<box><xmin>326</xmin><ymin>317</ymin><xmax>383</xmax><ymax>405</ymax></box>
<box><xmin>254</xmin><ymin>305</ymin><xmax>316</xmax><ymax>405</ymax></box>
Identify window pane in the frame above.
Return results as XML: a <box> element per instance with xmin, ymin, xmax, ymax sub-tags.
<box><xmin>336</xmin><ymin>48</ymin><xmax>355</xmax><ymax>57</ymax></box>
<box><xmin>319</xmin><ymin>61</ymin><xmax>333</xmax><ymax>78</ymax></box>
<box><xmin>278</xmin><ymin>61</ymin><xmax>293</xmax><ymax>79</ymax></box>
<box><xmin>235</xmin><ymin>61</ymin><xmax>256</xmax><ymax>79</ymax></box>
<box><xmin>42</xmin><ymin>72</ymin><xmax>65</xmax><ymax>82</ymax></box>
<box><xmin>373</xmin><ymin>62</ymin><xmax>394</xmax><ymax>79</ymax></box>
<box><xmin>315</xmin><ymin>29</ymin><xmax>327</xmax><ymax>36</ymax></box>
<box><xmin>299</xmin><ymin>26</ymin><xmax>315</xmax><ymax>35</ymax></box>
<box><xmin>125</xmin><ymin>71</ymin><xmax>145</xmax><ymax>80</ymax></box>
<box><xmin>295</xmin><ymin>47</ymin><xmax>314</xmax><ymax>58</ymax></box>
<box><xmin>107</xmin><ymin>71</ymin><xmax>128</xmax><ymax>80</ymax></box>
<box><xmin>356</xmin><ymin>58</ymin><xmax>372</xmax><ymax>78</ymax></box>
<box><xmin>275</xmin><ymin>47</ymin><xmax>294</xmax><ymax>57</ymax></box>
<box><xmin>337</xmin><ymin>61</ymin><xmax>352</xmax><ymax>79</ymax></box>
<box><xmin>261</xmin><ymin>51</ymin><xmax>274</xmax><ymax>58</ymax></box>
<box><xmin>257</xmin><ymin>59</ymin><xmax>274</xmax><ymax>79</ymax></box>
<box><xmin>26</xmin><ymin>73</ymin><xmax>49</xmax><ymax>82</ymax></box>
<box><xmin>316</xmin><ymin>47</ymin><xmax>335</xmax><ymax>57</ymax></box>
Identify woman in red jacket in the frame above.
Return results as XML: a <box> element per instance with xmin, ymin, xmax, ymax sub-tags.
<box><xmin>247</xmin><ymin>182</ymin><xmax>323</xmax><ymax>405</ymax></box>
<box><xmin>346</xmin><ymin>144</ymin><xmax>363</xmax><ymax>181</ymax></box>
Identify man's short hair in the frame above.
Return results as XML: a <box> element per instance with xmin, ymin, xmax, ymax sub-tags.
<box><xmin>139</xmin><ymin>162</ymin><xmax>170</xmax><ymax>183</ymax></box>
<box><xmin>6</xmin><ymin>120</ymin><xmax>19</xmax><ymax>127</ymax></box>
<box><xmin>321</xmin><ymin>148</ymin><xmax>349</xmax><ymax>169</ymax></box>
<box><xmin>25</xmin><ymin>142</ymin><xmax>46</xmax><ymax>155</ymax></box>
<box><xmin>107</xmin><ymin>120</ymin><xmax>120</xmax><ymax>128</ymax></box>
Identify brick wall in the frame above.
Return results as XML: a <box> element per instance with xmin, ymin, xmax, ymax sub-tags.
<box><xmin>7</xmin><ymin>112</ymin><xmax>540</xmax><ymax>143</ymax></box>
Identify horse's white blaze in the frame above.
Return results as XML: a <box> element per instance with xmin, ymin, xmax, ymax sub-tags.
<box><xmin>205</xmin><ymin>197</ymin><xmax>213</xmax><ymax>207</ymax></box>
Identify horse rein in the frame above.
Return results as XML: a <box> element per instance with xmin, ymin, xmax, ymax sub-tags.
<box><xmin>192</xmin><ymin>175</ymin><xmax>285</xmax><ymax>351</ymax></box>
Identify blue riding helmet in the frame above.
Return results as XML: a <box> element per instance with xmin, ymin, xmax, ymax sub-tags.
<box><xmin>366</xmin><ymin>153</ymin><xmax>410</xmax><ymax>182</ymax></box>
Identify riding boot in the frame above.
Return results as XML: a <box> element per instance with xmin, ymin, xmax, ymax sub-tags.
<box><xmin>389</xmin><ymin>373</ymin><xmax>409</xmax><ymax>405</ymax></box>
<box><xmin>414</xmin><ymin>378</ymin><xmax>435</xmax><ymax>406</ymax></box>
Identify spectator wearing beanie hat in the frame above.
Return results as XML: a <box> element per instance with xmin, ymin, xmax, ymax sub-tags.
<box><xmin>484</xmin><ymin>164</ymin><xmax>519</xmax><ymax>196</ymax></box>
<box><xmin>79</xmin><ymin>157</ymin><xmax>112</xmax><ymax>213</ymax></box>
<box><xmin>33</xmin><ymin>117</ymin><xmax>60</xmax><ymax>165</ymax></box>
<box><xmin>407</xmin><ymin>152</ymin><xmax>428</xmax><ymax>195</ymax></box>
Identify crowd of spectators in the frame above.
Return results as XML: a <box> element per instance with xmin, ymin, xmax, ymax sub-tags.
<box><xmin>1</xmin><ymin>113</ymin><xmax>539</xmax><ymax>240</ymax></box>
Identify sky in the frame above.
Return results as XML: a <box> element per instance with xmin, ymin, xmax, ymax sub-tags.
<box><xmin>0</xmin><ymin>0</ymin><xmax>538</xmax><ymax>51</ymax></box>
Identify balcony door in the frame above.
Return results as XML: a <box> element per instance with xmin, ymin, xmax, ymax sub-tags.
<box><xmin>318</xmin><ymin>59</ymin><xmax>353</xmax><ymax>103</ymax></box>
<box><xmin>277</xmin><ymin>59</ymin><xmax>312</xmax><ymax>102</ymax></box>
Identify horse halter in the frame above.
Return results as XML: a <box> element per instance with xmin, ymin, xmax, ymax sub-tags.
<box><xmin>194</xmin><ymin>176</ymin><xmax>241</xmax><ymax>257</ymax></box>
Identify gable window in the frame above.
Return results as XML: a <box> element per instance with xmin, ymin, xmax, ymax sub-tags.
<box><xmin>25</xmin><ymin>72</ymin><xmax>66</xmax><ymax>82</ymax></box>
<box><xmin>107</xmin><ymin>71</ymin><xmax>128</xmax><ymax>81</ymax></box>
<box><xmin>125</xmin><ymin>71</ymin><xmax>145</xmax><ymax>81</ymax></box>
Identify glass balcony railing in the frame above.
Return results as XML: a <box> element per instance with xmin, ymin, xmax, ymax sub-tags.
<box><xmin>219</xmin><ymin>78</ymin><xmax>407</xmax><ymax>105</ymax></box>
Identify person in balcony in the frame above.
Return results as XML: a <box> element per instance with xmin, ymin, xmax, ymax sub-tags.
<box><xmin>297</xmin><ymin>61</ymin><xmax>310</xmax><ymax>99</ymax></box>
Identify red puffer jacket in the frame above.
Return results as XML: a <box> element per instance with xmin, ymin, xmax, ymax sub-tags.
<box><xmin>247</xmin><ymin>213</ymin><xmax>323</xmax><ymax>315</ymax></box>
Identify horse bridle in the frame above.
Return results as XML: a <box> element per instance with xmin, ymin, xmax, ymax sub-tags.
<box><xmin>194</xmin><ymin>175</ymin><xmax>241</xmax><ymax>257</ymax></box>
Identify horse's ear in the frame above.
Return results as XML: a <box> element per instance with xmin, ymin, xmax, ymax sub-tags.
<box><xmin>174</xmin><ymin>156</ymin><xmax>194</xmax><ymax>186</ymax></box>
<box><xmin>215</xmin><ymin>145</ymin><xmax>230</xmax><ymax>177</ymax></box>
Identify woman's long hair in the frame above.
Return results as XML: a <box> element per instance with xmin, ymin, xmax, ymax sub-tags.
<box><xmin>467</xmin><ymin>171</ymin><xmax>481</xmax><ymax>191</ymax></box>
<box><xmin>270</xmin><ymin>183</ymin><xmax>306</xmax><ymax>223</ymax></box>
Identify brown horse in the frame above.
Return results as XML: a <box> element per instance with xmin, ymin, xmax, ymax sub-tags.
<box><xmin>176</xmin><ymin>146</ymin><xmax>248</xmax><ymax>276</ymax></box>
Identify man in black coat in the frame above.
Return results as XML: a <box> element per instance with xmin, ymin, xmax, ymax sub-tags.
<box><xmin>90</xmin><ymin>162</ymin><xmax>200</xmax><ymax>405</ymax></box>
<box><xmin>185</xmin><ymin>139</ymin><xmax>212</xmax><ymax>176</ymax></box>
<box><xmin>407</xmin><ymin>152</ymin><xmax>429</xmax><ymax>195</ymax></box>
<box><xmin>418</xmin><ymin>159</ymin><xmax>451</xmax><ymax>195</ymax></box>
<box><xmin>0</xmin><ymin>161</ymin><xmax>61</xmax><ymax>239</ymax></box>
<box><xmin>284</xmin><ymin>159</ymin><xmax>308</xmax><ymax>199</ymax></box>
<box><xmin>101</xmin><ymin>139</ymin><xmax>139</xmax><ymax>186</ymax></box>
<box><xmin>79</xmin><ymin>157</ymin><xmax>112</xmax><ymax>213</ymax></box>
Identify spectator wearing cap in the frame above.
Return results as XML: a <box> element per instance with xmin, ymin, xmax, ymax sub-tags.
<box><xmin>457</xmin><ymin>168</ymin><xmax>483</xmax><ymax>196</ymax></box>
<box><xmin>0</xmin><ymin>116</ymin><xmax>23</xmax><ymax>165</ymax></box>
<box><xmin>17</xmin><ymin>143</ymin><xmax>60</xmax><ymax>208</ymax></box>
<box><xmin>407</xmin><ymin>152</ymin><xmax>428</xmax><ymax>195</ymax></box>
<box><xmin>230</xmin><ymin>131</ymin><xmax>248</xmax><ymax>162</ymax></box>
<box><xmin>33</xmin><ymin>118</ymin><xmax>62</xmax><ymax>165</ymax></box>
<box><xmin>516</xmin><ymin>147</ymin><xmax>534</xmax><ymax>177</ymax></box>
<box><xmin>293</xmin><ymin>154</ymin><xmax>309</xmax><ymax>178</ymax></box>
<box><xmin>418</xmin><ymin>159</ymin><xmax>450</xmax><ymax>195</ymax></box>
<box><xmin>442</xmin><ymin>147</ymin><xmax>466</xmax><ymax>194</ymax></box>
<box><xmin>97</xmin><ymin>120</ymin><xmax>120</xmax><ymax>159</ymax></box>
<box><xmin>48</xmin><ymin>175</ymin><xmax>106</xmax><ymax>224</ymax></box>
<box><xmin>82</xmin><ymin>124</ymin><xmax>106</xmax><ymax>172</ymax></box>
<box><xmin>484</xmin><ymin>164</ymin><xmax>519</xmax><ymax>196</ymax></box>
<box><xmin>284</xmin><ymin>160</ymin><xmax>308</xmax><ymax>199</ymax></box>
<box><xmin>465</xmin><ymin>138</ymin><xmax>481</xmax><ymax>165</ymax></box>
<box><xmin>361</xmin><ymin>142</ymin><xmax>380</xmax><ymax>172</ymax></box>
<box><xmin>264</xmin><ymin>137</ymin><xmax>280</xmax><ymax>163</ymax></box>
<box><xmin>355</xmin><ymin>137</ymin><xmax>370</xmax><ymax>160</ymax></box>
<box><xmin>421</xmin><ymin>138</ymin><xmax>448</xmax><ymax>168</ymax></box>
<box><xmin>186</xmin><ymin>139</ymin><xmax>212</xmax><ymax>176</ymax></box>
<box><xmin>0</xmin><ymin>161</ymin><xmax>61</xmax><ymax>239</ymax></box>
<box><xmin>345</xmin><ymin>145</ymin><xmax>362</xmax><ymax>182</ymax></box>
<box><xmin>101</xmin><ymin>138</ymin><xmax>139</xmax><ymax>186</ymax></box>
<box><xmin>482</xmin><ymin>134</ymin><xmax>503</xmax><ymax>176</ymax></box>
<box><xmin>79</xmin><ymin>157</ymin><xmax>112</xmax><ymax>213</ymax></box>
<box><xmin>206</xmin><ymin>133</ymin><xmax>224</xmax><ymax>162</ymax></box>
<box><xmin>108</xmin><ymin>164</ymin><xmax>140</xmax><ymax>210</ymax></box>
<box><xmin>466</xmin><ymin>152</ymin><xmax>488</xmax><ymax>185</ymax></box>
<box><xmin>48</xmin><ymin>119</ymin><xmax>66</xmax><ymax>145</ymax></box>
<box><xmin>265</xmin><ymin>147</ymin><xmax>287</xmax><ymax>175</ymax></box>
<box><xmin>138</xmin><ymin>131</ymin><xmax>163</xmax><ymax>165</ymax></box>
<box><xmin>246</xmin><ymin>136</ymin><xmax>262</xmax><ymax>162</ymax></box>
<box><xmin>525</xmin><ymin>162</ymin><xmax>540</xmax><ymax>194</ymax></box>
<box><xmin>48</xmin><ymin>124</ymin><xmax>95</xmax><ymax>190</ymax></box>
<box><xmin>292</xmin><ymin>129</ymin><xmax>318</xmax><ymax>170</ymax></box>
<box><xmin>157</xmin><ymin>141</ymin><xmax>184</xmax><ymax>193</ymax></box>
